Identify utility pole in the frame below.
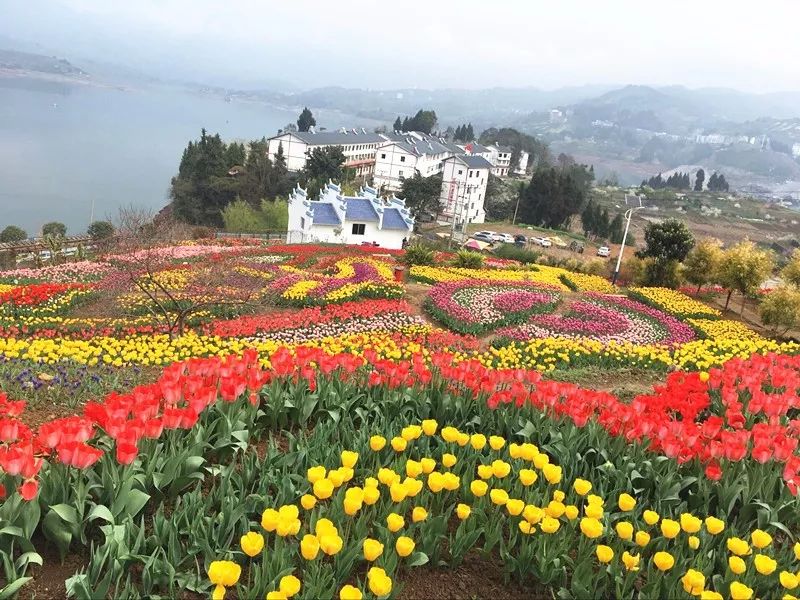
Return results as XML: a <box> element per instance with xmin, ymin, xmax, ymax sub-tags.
<box><xmin>611</xmin><ymin>203</ymin><xmax>644</xmax><ymax>285</ymax></box>
<box><xmin>512</xmin><ymin>181</ymin><xmax>525</xmax><ymax>225</ymax></box>
<box><xmin>448</xmin><ymin>179</ymin><xmax>464</xmax><ymax>250</ymax></box>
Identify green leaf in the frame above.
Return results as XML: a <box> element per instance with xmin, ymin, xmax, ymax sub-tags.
<box><xmin>124</xmin><ymin>490</ymin><xmax>151</xmax><ymax>518</ymax></box>
<box><xmin>0</xmin><ymin>577</ymin><xmax>32</xmax><ymax>599</ymax></box>
<box><xmin>88</xmin><ymin>505</ymin><xmax>115</xmax><ymax>525</ymax></box>
<box><xmin>408</xmin><ymin>552</ymin><xmax>429</xmax><ymax>567</ymax></box>
<box><xmin>50</xmin><ymin>504</ymin><xmax>79</xmax><ymax>525</ymax></box>
<box><xmin>14</xmin><ymin>552</ymin><xmax>42</xmax><ymax>570</ymax></box>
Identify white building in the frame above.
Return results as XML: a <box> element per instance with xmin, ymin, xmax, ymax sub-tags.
<box><xmin>286</xmin><ymin>182</ymin><xmax>414</xmax><ymax>249</ymax></box>
<box><xmin>514</xmin><ymin>150</ymin><xmax>529</xmax><ymax>175</ymax></box>
<box><xmin>372</xmin><ymin>132</ymin><xmax>461</xmax><ymax>192</ymax></box>
<box><xmin>267</xmin><ymin>128</ymin><xmax>390</xmax><ymax>176</ymax></box>
<box><xmin>484</xmin><ymin>144</ymin><xmax>512</xmax><ymax>177</ymax></box>
<box><xmin>438</xmin><ymin>154</ymin><xmax>493</xmax><ymax>225</ymax></box>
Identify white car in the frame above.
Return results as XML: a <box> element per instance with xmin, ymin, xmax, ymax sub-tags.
<box><xmin>597</xmin><ymin>246</ymin><xmax>611</xmax><ymax>257</ymax></box>
<box><xmin>530</xmin><ymin>236</ymin><xmax>552</xmax><ymax>247</ymax></box>
<box><xmin>496</xmin><ymin>233</ymin><xmax>515</xmax><ymax>244</ymax></box>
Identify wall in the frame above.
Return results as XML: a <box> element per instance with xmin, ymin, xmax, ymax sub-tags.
<box><xmin>373</xmin><ymin>145</ymin><xmax>419</xmax><ymax>191</ymax></box>
<box><xmin>268</xmin><ymin>134</ymin><xmax>309</xmax><ymax>172</ymax></box>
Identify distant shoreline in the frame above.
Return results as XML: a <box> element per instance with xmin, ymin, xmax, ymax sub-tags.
<box><xmin>0</xmin><ymin>68</ymin><xmax>131</xmax><ymax>91</ymax></box>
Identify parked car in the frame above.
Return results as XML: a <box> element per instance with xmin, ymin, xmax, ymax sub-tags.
<box><xmin>530</xmin><ymin>236</ymin><xmax>552</xmax><ymax>247</ymax></box>
<box><xmin>472</xmin><ymin>232</ymin><xmax>495</xmax><ymax>243</ymax></box>
<box><xmin>569</xmin><ymin>241</ymin><xmax>585</xmax><ymax>254</ymax></box>
<box><xmin>513</xmin><ymin>234</ymin><xmax>528</xmax><ymax>246</ymax></box>
<box><xmin>496</xmin><ymin>233</ymin><xmax>515</xmax><ymax>244</ymax></box>
<box><xmin>549</xmin><ymin>235</ymin><xmax>568</xmax><ymax>248</ymax></box>
<box><xmin>597</xmin><ymin>246</ymin><xmax>611</xmax><ymax>257</ymax></box>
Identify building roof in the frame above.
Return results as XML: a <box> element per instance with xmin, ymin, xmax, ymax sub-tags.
<box><xmin>274</xmin><ymin>130</ymin><xmax>388</xmax><ymax>146</ymax></box>
<box><xmin>344</xmin><ymin>198</ymin><xmax>380</xmax><ymax>222</ymax></box>
<box><xmin>494</xmin><ymin>145</ymin><xmax>513</xmax><ymax>153</ymax></box>
<box><xmin>310</xmin><ymin>202</ymin><xmax>341</xmax><ymax>226</ymax></box>
<box><xmin>452</xmin><ymin>154</ymin><xmax>493</xmax><ymax>169</ymax></box>
<box><xmin>382</xmin><ymin>208</ymin><xmax>412</xmax><ymax>230</ymax></box>
<box><xmin>465</xmin><ymin>142</ymin><xmax>490</xmax><ymax>154</ymax></box>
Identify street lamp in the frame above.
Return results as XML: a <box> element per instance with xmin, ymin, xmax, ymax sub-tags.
<box><xmin>611</xmin><ymin>205</ymin><xmax>644</xmax><ymax>285</ymax></box>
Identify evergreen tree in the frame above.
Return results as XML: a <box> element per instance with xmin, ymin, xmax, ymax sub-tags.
<box><xmin>454</xmin><ymin>125</ymin><xmax>464</xmax><ymax>141</ymax></box>
<box><xmin>297</xmin><ymin>107</ymin><xmax>316</xmax><ymax>132</ymax></box>
<box><xmin>0</xmin><ymin>226</ymin><xmax>27</xmax><ymax>243</ymax></box>
<box><xmin>393</xmin><ymin>116</ymin><xmax>402</xmax><ymax>131</ymax></box>
<box><xmin>401</xmin><ymin>117</ymin><xmax>410</xmax><ymax>131</ymax></box>
<box><xmin>609</xmin><ymin>213</ymin><xmax>625</xmax><ymax>244</ymax></box>
<box><xmin>465</xmin><ymin>123</ymin><xmax>474</xmax><ymax>140</ymax></box>
<box><xmin>42</xmin><ymin>222</ymin><xmax>67</xmax><ymax>237</ymax></box>
<box><xmin>694</xmin><ymin>168</ymin><xmax>705</xmax><ymax>191</ymax></box>
<box><xmin>518</xmin><ymin>165</ymin><xmax>591</xmax><ymax>229</ymax></box>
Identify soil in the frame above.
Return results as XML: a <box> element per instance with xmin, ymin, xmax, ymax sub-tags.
<box><xmin>397</xmin><ymin>553</ymin><xmax>548</xmax><ymax>600</ymax></box>
<box><xmin>19</xmin><ymin>535</ymin><xmax>88</xmax><ymax>600</ymax></box>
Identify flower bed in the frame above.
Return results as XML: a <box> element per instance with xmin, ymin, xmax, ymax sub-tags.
<box><xmin>424</xmin><ymin>280</ymin><xmax>561</xmax><ymax>335</ymax></box>
<box><xmin>628</xmin><ymin>287</ymin><xmax>722</xmax><ymax>319</ymax></box>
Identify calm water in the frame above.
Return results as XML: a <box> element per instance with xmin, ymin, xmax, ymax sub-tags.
<box><xmin>0</xmin><ymin>78</ymin><xmax>373</xmax><ymax>235</ymax></box>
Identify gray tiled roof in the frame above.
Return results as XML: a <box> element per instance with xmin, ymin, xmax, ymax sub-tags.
<box><xmin>466</xmin><ymin>142</ymin><xmax>490</xmax><ymax>153</ymax></box>
<box><xmin>274</xmin><ymin>131</ymin><xmax>388</xmax><ymax>146</ymax></box>
<box><xmin>382</xmin><ymin>208</ymin><xmax>412</xmax><ymax>230</ymax></box>
<box><xmin>454</xmin><ymin>154</ymin><xmax>493</xmax><ymax>169</ymax></box>
<box><xmin>310</xmin><ymin>202</ymin><xmax>341</xmax><ymax>225</ymax></box>
<box><xmin>344</xmin><ymin>198</ymin><xmax>379</xmax><ymax>222</ymax></box>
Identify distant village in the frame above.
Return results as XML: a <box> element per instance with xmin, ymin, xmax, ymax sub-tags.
<box><xmin>268</xmin><ymin>127</ymin><xmax>529</xmax><ymax>249</ymax></box>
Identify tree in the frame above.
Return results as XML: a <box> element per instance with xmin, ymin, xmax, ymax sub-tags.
<box><xmin>222</xmin><ymin>199</ymin><xmax>267</xmax><ymax>233</ymax></box>
<box><xmin>638</xmin><ymin>218</ymin><xmax>694</xmax><ymax>263</ymax></box>
<box><xmin>479</xmin><ymin>127</ymin><xmax>550</xmax><ymax>168</ymax></box>
<box><xmin>400</xmin><ymin>173</ymin><xmax>443</xmax><ymax>220</ymax></box>
<box><xmin>42</xmin><ymin>222</ymin><xmax>67</xmax><ymax>237</ymax></box>
<box><xmin>304</xmin><ymin>146</ymin><xmax>346</xmax><ymax>185</ymax></box>
<box><xmin>297</xmin><ymin>107</ymin><xmax>316</xmax><ymax>132</ymax></box>
<box><xmin>636</xmin><ymin>218</ymin><xmax>694</xmax><ymax>288</ymax></box>
<box><xmin>694</xmin><ymin>168</ymin><xmax>705</xmax><ymax>192</ymax></box>
<box><xmin>717</xmin><ymin>240</ymin><xmax>774</xmax><ymax>312</ymax></box>
<box><xmin>608</xmin><ymin>213</ymin><xmax>625</xmax><ymax>244</ymax></box>
<box><xmin>0</xmin><ymin>226</ymin><xmax>27</xmax><ymax>243</ymax></box>
<box><xmin>87</xmin><ymin>221</ymin><xmax>115</xmax><ymax>241</ymax></box>
<box><xmin>396</xmin><ymin>110</ymin><xmax>438</xmax><ymax>134</ymax></box>
<box><xmin>518</xmin><ymin>164</ymin><xmax>592</xmax><ymax>229</ymax></box>
<box><xmin>781</xmin><ymin>249</ymin><xmax>800</xmax><ymax>288</ymax></box>
<box><xmin>393</xmin><ymin>117</ymin><xmax>402</xmax><ymax>131</ymax></box>
<box><xmin>759</xmin><ymin>286</ymin><xmax>800</xmax><ymax>336</ymax></box>
<box><xmin>683</xmin><ymin>238</ymin><xmax>723</xmax><ymax>294</ymax></box>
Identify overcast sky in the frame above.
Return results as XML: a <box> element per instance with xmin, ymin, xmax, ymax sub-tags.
<box><xmin>2</xmin><ymin>0</ymin><xmax>799</xmax><ymax>92</ymax></box>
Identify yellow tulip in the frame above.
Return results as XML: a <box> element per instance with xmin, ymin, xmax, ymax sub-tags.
<box><xmin>367</xmin><ymin>567</ymin><xmax>392</xmax><ymax>597</ymax></box>
<box><xmin>340</xmin><ymin>450</ymin><xmax>358</xmax><ymax>468</ymax></box>
<box><xmin>391</xmin><ymin>436</ymin><xmax>407</xmax><ymax>452</ymax></box>
<box><xmin>643</xmin><ymin>510</ymin><xmax>660</xmax><ymax>525</ymax></box>
<box><xmin>490</xmin><ymin>488</ymin><xmax>509</xmax><ymax>506</ymax></box>
<box><xmin>420</xmin><ymin>458</ymin><xmax>436</xmax><ymax>474</ymax></box>
<box><xmin>212</xmin><ymin>584</ymin><xmax>225</xmax><ymax>600</ymax></box>
<box><xmin>705</xmin><ymin>516</ymin><xmax>725</xmax><ymax>535</ymax></box>
<box><xmin>363</xmin><ymin>485</ymin><xmax>380</xmax><ymax>505</ymax></box>
<box><xmin>300</xmin><ymin>494</ymin><xmax>316</xmax><ymax>510</ymax></box>
<box><xmin>596</xmin><ymin>545</ymin><xmax>614</xmax><ymax>563</ymax></box>
<box><xmin>300</xmin><ymin>534</ymin><xmax>319</xmax><ymax>560</ymax></box>
<box><xmin>279</xmin><ymin>575</ymin><xmax>301</xmax><ymax>597</ymax></box>
<box><xmin>339</xmin><ymin>584</ymin><xmax>363</xmax><ymax>600</ymax></box>
<box><xmin>261</xmin><ymin>508</ymin><xmax>279</xmax><ymax>532</ymax></box>
<box><xmin>729</xmin><ymin>581</ymin><xmax>753</xmax><ymax>600</ymax></box>
<box><xmin>781</xmin><ymin>571</ymin><xmax>799</xmax><ymax>590</ymax></box>
<box><xmin>681</xmin><ymin>569</ymin><xmax>705</xmax><ymax>596</ymax></box>
<box><xmin>313</xmin><ymin>478</ymin><xmax>334</xmax><ymax>500</ymax></box>
<box><xmin>728</xmin><ymin>556</ymin><xmax>746</xmax><ymax>575</ymax></box>
<box><xmin>618</xmin><ymin>493</ymin><xmax>636</xmax><ymax>511</ymax></box>
<box><xmin>506</xmin><ymin>499</ymin><xmax>525</xmax><ymax>516</ymax></box>
<box><xmin>519</xmin><ymin>469</ymin><xmax>537</xmax><ymax>486</ymax></box>
<box><xmin>477</xmin><ymin>465</ymin><xmax>494</xmax><ymax>480</ymax></box>
<box><xmin>660</xmin><ymin>518</ymin><xmax>680</xmax><ymax>539</ymax></box>
<box><xmin>266</xmin><ymin>592</ymin><xmax>287</xmax><ymax>600</ymax></box>
<box><xmin>751</xmin><ymin>529</ymin><xmax>772</xmax><ymax>549</ymax></box>
<box><xmin>370</xmin><ymin>435</ymin><xmax>386</xmax><ymax>451</ymax></box>
<box><xmin>470</xmin><ymin>480</ymin><xmax>488</xmax><ymax>497</ymax></box>
<box><xmin>456</xmin><ymin>432</ymin><xmax>470</xmax><ymax>447</ymax></box>
<box><xmin>491</xmin><ymin>459</ymin><xmax>511</xmax><ymax>478</ymax></box>
<box><xmin>387</xmin><ymin>512</ymin><xmax>405</xmax><ymax>532</ymax></box>
<box><xmin>727</xmin><ymin>537</ymin><xmax>751</xmax><ymax>556</ymax></box>
<box><xmin>635</xmin><ymin>531</ymin><xmax>650</xmax><ymax>547</ymax></box>
<box><xmin>540</xmin><ymin>517</ymin><xmax>560</xmax><ymax>533</ymax></box>
<box><xmin>754</xmin><ymin>553</ymin><xmax>777</xmax><ymax>575</ymax></box>
<box><xmin>470</xmin><ymin>433</ymin><xmax>487</xmax><ymax>450</ymax></box>
<box><xmin>653</xmin><ymin>551</ymin><xmax>675</xmax><ymax>571</ymax></box>
<box><xmin>207</xmin><ymin>560</ymin><xmax>241</xmax><ymax>587</ymax></box>
<box><xmin>542</xmin><ymin>463</ymin><xmax>562</xmax><ymax>484</ymax></box>
<box><xmin>395</xmin><ymin>536</ymin><xmax>415</xmax><ymax>557</ymax></box>
<box><xmin>440</xmin><ymin>426</ymin><xmax>459</xmax><ymax>443</ymax></box>
<box><xmin>363</xmin><ymin>538</ymin><xmax>384</xmax><ymax>562</ymax></box>
<box><xmin>489</xmin><ymin>435</ymin><xmax>505</xmax><ymax>450</ymax></box>
<box><xmin>564</xmin><ymin>505</ymin><xmax>579</xmax><ymax>520</ymax></box>
<box><xmin>421</xmin><ymin>419</ymin><xmax>438</xmax><ymax>436</ymax></box>
<box><xmin>442</xmin><ymin>453</ymin><xmax>457</xmax><ymax>468</ymax></box>
<box><xmin>615</xmin><ymin>521</ymin><xmax>634</xmax><ymax>540</ymax></box>
<box><xmin>700</xmin><ymin>592</ymin><xmax>722</xmax><ymax>600</ymax></box>
<box><xmin>622</xmin><ymin>551</ymin><xmax>640</xmax><ymax>572</ymax></box>
<box><xmin>319</xmin><ymin>534</ymin><xmax>343</xmax><ymax>556</ymax></box>
<box><xmin>680</xmin><ymin>513</ymin><xmax>702</xmax><ymax>534</ymax></box>
<box><xmin>580</xmin><ymin>517</ymin><xmax>603</xmax><ymax>539</ymax></box>
<box><xmin>377</xmin><ymin>468</ymin><xmax>399</xmax><ymax>486</ymax></box>
<box><xmin>456</xmin><ymin>503</ymin><xmax>471</xmax><ymax>520</ymax></box>
<box><xmin>584</xmin><ymin>503</ymin><xmax>604</xmax><ymax>519</ymax></box>
<box><xmin>688</xmin><ymin>535</ymin><xmax>700</xmax><ymax>550</ymax></box>
<box><xmin>573</xmin><ymin>478</ymin><xmax>592</xmax><ymax>496</ymax></box>
<box><xmin>412</xmin><ymin>506</ymin><xmax>428</xmax><ymax>523</ymax></box>
<box><xmin>240</xmin><ymin>531</ymin><xmax>264</xmax><ymax>557</ymax></box>
<box><xmin>307</xmin><ymin>465</ymin><xmax>326</xmax><ymax>483</ymax></box>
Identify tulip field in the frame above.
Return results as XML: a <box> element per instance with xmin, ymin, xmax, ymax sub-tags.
<box><xmin>1</xmin><ymin>240</ymin><xmax>800</xmax><ymax>599</ymax></box>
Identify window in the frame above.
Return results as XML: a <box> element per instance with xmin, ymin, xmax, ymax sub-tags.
<box><xmin>381</xmin><ymin>153</ymin><xmax>386</xmax><ymax>159</ymax></box>
<box><xmin>351</xmin><ymin>223</ymin><xmax>366</xmax><ymax>235</ymax></box>
<box><xmin>300</xmin><ymin>217</ymin><xmax>306</xmax><ymax>229</ymax></box>
<box><xmin>458</xmin><ymin>169</ymin><xmax>463</xmax><ymax>175</ymax></box>
<box><xmin>400</xmin><ymin>156</ymin><xmax>406</xmax><ymax>162</ymax></box>
<box><xmin>398</xmin><ymin>170</ymin><xmax>404</xmax><ymax>178</ymax></box>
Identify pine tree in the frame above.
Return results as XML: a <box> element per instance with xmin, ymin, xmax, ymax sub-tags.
<box><xmin>465</xmin><ymin>123</ymin><xmax>474</xmax><ymax>140</ymax></box>
<box><xmin>694</xmin><ymin>168</ymin><xmax>705</xmax><ymax>191</ymax></box>
<box><xmin>393</xmin><ymin>116</ymin><xmax>402</xmax><ymax>131</ymax></box>
<box><xmin>297</xmin><ymin>107</ymin><xmax>316</xmax><ymax>132</ymax></box>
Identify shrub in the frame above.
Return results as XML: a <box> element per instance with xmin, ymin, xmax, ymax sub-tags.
<box><xmin>87</xmin><ymin>221</ymin><xmax>115</xmax><ymax>241</ymax></box>
<box><xmin>453</xmin><ymin>250</ymin><xmax>484</xmax><ymax>269</ymax></box>
<box><xmin>191</xmin><ymin>226</ymin><xmax>215</xmax><ymax>240</ymax></box>
<box><xmin>493</xmin><ymin>244</ymin><xmax>542</xmax><ymax>264</ymax></box>
<box><xmin>0</xmin><ymin>225</ymin><xmax>27</xmax><ymax>243</ymax></box>
<box><xmin>402</xmin><ymin>243</ymin><xmax>435</xmax><ymax>266</ymax></box>
<box><xmin>760</xmin><ymin>286</ymin><xmax>800</xmax><ymax>335</ymax></box>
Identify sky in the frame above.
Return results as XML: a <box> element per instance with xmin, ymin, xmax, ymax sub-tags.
<box><xmin>1</xmin><ymin>0</ymin><xmax>799</xmax><ymax>93</ymax></box>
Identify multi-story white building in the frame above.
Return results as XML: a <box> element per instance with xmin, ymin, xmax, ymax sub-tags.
<box><xmin>438</xmin><ymin>154</ymin><xmax>492</xmax><ymax>225</ymax></box>
<box><xmin>372</xmin><ymin>132</ymin><xmax>460</xmax><ymax>192</ymax></box>
<box><xmin>286</xmin><ymin>181</ymin><xmax>414</xmax><ymax>249</ymax></box>
<box><xmin>267</xmin><ymin>128</ymin><xmax>390</xmax><ymax>176</ymax></box>
<box><xmin>515</xmin><ymin>150</ymin><xmax>529</xmax><ymax>175</ymax></box>
<box><xmin>484</xmin><ymin>144</ymin><xmax>512</xmax><ymax>176</ymax></box>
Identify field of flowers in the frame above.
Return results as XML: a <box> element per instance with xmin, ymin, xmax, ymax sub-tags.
<box><xmin>1</xmin><ymin>240</ymin><xmax>800</xmax><ymax>598</ymax></box>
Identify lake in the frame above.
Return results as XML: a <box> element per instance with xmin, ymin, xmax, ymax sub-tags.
<box><xmin>0</xmin><ymin>78</ymin><xmax>376</xmax><ymax>235</ymax></box>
